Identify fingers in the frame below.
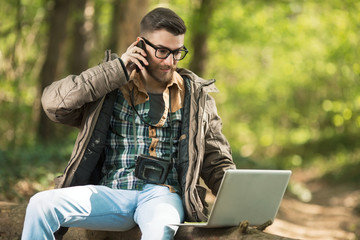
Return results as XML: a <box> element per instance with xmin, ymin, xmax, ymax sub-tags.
<box><xmin>121</xmin><ymin>40</ymin><xmax>148</xmax><ymax>73</ymax></box>
<box><xmin>123</xmin><ymin>52</ymin><xmax>147</xmax><ymax>71</ymax></box>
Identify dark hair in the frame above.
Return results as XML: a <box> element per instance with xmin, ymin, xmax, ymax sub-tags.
<box><xmin>140</xmin><ymin>7</ymin><xmax>186</xmax><ymax>36</ymax></box>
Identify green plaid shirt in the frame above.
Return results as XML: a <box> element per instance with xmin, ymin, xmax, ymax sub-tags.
<box><xmin>99</xmin><ymin>90</ymin><xmax>182</xmax><ymax>192</ymax></box>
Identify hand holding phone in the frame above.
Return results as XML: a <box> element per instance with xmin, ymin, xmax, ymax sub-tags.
<box><xmin>120</xmin><ymin>39</ymin><xmax>148</xmax><ymax>73</ymax></box>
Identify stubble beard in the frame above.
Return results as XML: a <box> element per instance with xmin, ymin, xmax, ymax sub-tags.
<box><xmin>145</xmin><ymin>63</ymin><xmax>176</xmax><ymax>85</ymax></box>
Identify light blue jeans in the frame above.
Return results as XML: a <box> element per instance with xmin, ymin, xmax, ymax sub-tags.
<box><xmin>21</xmin><ymin>184</ymin><xmax>184</xmax><ymax>240</ymax></box>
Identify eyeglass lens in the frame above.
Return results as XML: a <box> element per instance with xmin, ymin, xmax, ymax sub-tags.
<box><xmin>142</xmin><ymin>38</ymin><xmax>187</xmax><ymax>61</ymax></box>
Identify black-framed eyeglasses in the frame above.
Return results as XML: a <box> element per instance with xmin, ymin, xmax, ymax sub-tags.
<box><xmin>142</xmin><ymin>37</ymin><xmax>188</xmax><ymax>61</ymax></box>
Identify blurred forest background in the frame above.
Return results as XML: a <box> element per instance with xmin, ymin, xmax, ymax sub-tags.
<box><xmin>0</xmin><ymin>0</ymin><xmax>359</xmax><ymax>203</ymax></box>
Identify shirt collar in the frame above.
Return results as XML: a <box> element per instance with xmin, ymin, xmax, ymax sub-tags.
<box><xmin>120</xmin><ymin>70</ymin><xmax>185</xmax><ymax>113</ymax></box>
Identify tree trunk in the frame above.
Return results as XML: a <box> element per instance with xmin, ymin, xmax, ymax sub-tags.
<box><xmin>0</xmin><ymin>203</ymin><xmax>296</xmax><ymax>240</ymax></box>
<box><xmin>8</xmin><ymin>0</ymin><xmax>23</xmax><ymax>148</ymax></box>
<box><xmin>37</xmin><ymin>0</ymin><xmax>71</xmax><ymax>142</ymax></box>
<box><xmin>67</xmin><ymin>0</ymin><xmax>91</xmax><ymax>75</ymax></box>
<box><xmin>107</xmin><ymin>0</ymin><xmax>149</xmax><ymax>53</ymax></box>
<box><xmin>189</xmin><ymin>0</ymin><xmax>217</xmax><ymax>76</ymax></box>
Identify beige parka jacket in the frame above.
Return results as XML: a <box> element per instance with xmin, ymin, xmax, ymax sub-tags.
<box><xmin>41</xmin><ymin>51</ymin><xmax>235</xmax><ymax>224</ymax></box>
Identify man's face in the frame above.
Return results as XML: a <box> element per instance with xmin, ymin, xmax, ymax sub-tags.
<box><xmin>143</xmin><ymin>30</ymin><xmax>185</xmax><ymax>84</ymax></box>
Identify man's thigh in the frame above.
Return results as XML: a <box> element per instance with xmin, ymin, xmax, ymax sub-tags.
<box><xmin>49</xmin><ymin>185</ymin><xmax>138</xmax><ymax>231</ymax></box>
<box><xmin>134</xmin><ymin>184</ymin><xmax>184</xmax><ymax>239</ymax></box>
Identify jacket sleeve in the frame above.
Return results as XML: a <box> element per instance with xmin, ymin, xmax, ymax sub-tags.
<box><xmin>201</xmin><ymin>94</ymin><xmax>235</xmax><ymax>195</ymax></box>
<box><xmin>41</xmin><ymin>59</ymin><xmax>127</xmax><ymax>127</ymax></box>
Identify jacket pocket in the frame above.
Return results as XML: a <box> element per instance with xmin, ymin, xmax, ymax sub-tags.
<box><xmin>196</xmin><ymin>184</ymin><xmax>209</xmax><ymax>216</ymax></box>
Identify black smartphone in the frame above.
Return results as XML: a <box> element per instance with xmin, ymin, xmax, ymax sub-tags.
<box><xmin>136</xmin><ymin>39</ymin><xmax>146</xmax><ymax>67</ymax></box>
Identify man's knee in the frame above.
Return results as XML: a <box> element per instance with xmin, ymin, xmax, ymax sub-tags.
<box><xmin>27</xmin><ymin>190</ymin><xmax>56</xmax><ymax>215</ymax></box>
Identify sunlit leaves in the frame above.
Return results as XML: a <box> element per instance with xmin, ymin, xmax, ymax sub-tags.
<box><xmin>202</xmin><ymin>0</ymin><xmax>360</xmax><ymax>172</ymax></box>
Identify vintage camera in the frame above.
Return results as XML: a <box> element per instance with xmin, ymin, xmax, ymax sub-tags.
<box><xmin>134</xmin><ymin>154</ymin><xmax>172</xmax><ymax>184</ymax></box>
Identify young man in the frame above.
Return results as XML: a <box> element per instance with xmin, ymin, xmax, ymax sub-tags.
<box><xmin>22</xmin><ymin>7</ymin><xmax>235</xmax><ymax>240</ymax></box>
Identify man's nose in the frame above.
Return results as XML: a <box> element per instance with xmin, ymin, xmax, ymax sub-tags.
<box><xmin>163</xmin><ymin>53</ymin><xmax>175</xmax><ymax>65</ymax></box>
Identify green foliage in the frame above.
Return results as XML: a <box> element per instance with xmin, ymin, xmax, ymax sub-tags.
<box><xmin>0</xmin><ymin>0</ymin><xmax>47</xmax><ymax>148</ymax></box>
<box><xmin>203</xmin><ymin>0</ymin><xmax>360</xmax><ymax>180</ymax></box>
<box><xmin>0</xmin><ymin>141</ymin><xmax>72</xmax><ymax>202</ymax></box>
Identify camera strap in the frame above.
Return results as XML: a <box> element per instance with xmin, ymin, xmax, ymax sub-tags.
<box><xmin>130</xmin><ymin>88</ymin><xmax>174</xmax><ymax>162</ymax></box>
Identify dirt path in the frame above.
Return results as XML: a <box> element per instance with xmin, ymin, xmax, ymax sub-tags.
<box><xmin>265</xmin><ymin>169</ymin><xmax>360</xmax><ymax>240</ymax></box>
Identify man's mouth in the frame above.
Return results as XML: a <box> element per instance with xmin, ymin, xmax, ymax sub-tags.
<box><xmin>160</xmin><ymin>66</ymin><xmax>172</xmax><ymax>73</ymax></box>
<box><xmin>160</xmin><ymin>65</ymin><xmax>175</xmax><ymax>71</ymax></box>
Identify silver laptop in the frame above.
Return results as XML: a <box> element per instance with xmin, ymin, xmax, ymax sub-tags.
<box><xmin>174</xmin><ymin>169</ymin><xmax>291</xmax><ymax>228</ymax></box>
